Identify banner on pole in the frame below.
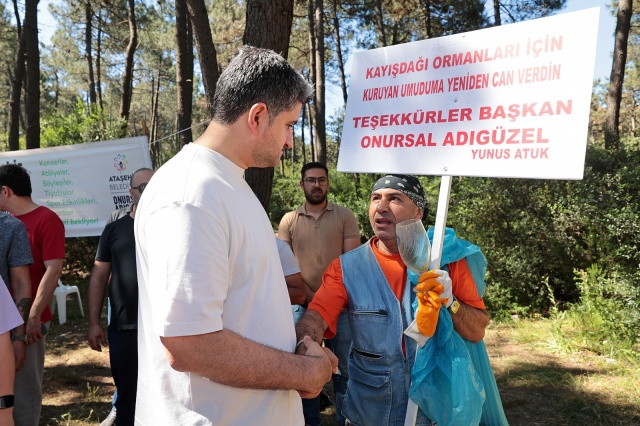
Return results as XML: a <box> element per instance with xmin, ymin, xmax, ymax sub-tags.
<box><xmin>337</xmin><ymin>8</ymin><xmax>599</xmax><ymax>180</ymax></box>
<box><xmin>0</xmin><ymin>137</ymin><xmax>152</xmax><ymax>237</ymax></box>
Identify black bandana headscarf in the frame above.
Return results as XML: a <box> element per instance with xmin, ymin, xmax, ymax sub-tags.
<box><xmin>372</xmin><ymin>174</ymin><xmax>426</xmax><ymax>212</ymax></box>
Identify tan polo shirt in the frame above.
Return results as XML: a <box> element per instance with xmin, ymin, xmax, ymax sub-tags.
<box><xmin>278</xmin><ymin>202</ymin><xmax>361</xmax><ymax>291</ymax></box>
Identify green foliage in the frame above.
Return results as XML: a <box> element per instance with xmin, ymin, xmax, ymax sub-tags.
<box><xmin>552</xmin><ymin>265</ymin><xmax>640</xmax><ymax>361</ymax></box>
<box><xmin>343</xmin><ymin>0</ymin><xmax>489</xmax><ymax>49</ymax></box>
<box><xmin>270</xmin><ymin>162</ymin><xmax>304</xmax><ymax>228</ymax></box>
<box><xmin>447</xmin><ymin>142</ymin><xmax>640</xmax><ymax>317</ymax></box>
<box><xmin>63</xmin><ymin>237</ymin><xmax>100</xmax><ymax>281</ymax></box>
<box><xmin>482</xmin><ymin>282</ymin><xmax>525</xmax><ymax>321</ymax></box>
<box><xmin>448</xmin><ymin>176</ymin><xmax>575</xmax><ymax>311</ymax></box>
<box><xmin>208</xmin><ymin>0</ymin><xmax>245</xmax><ymax>66</ymax></box>
<box><xmin>40</xmin><ymin>100</ymin><xmax>122</xmax><ymax>147</ymax></box>
<box><xmin>493</xmin><ymin>0</ymin><xmax>567</xmax><ymax>25</ymax></box>
<box><xmin>327</xmin><ymin>171</ymin><xmax>378</xmax><ymax>240</ymax></box>
<box><xmin>0</xmin><ymin>2</ymin><xmax>17</xmax><ymax>150</ymax></box>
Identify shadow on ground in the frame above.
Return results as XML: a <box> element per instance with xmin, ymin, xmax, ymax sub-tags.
<box><xmin>495</xmin><ymin>358</ymin><xmax>640</xmax><ymax>425</ymax></box>
<box><xmin>39</xmin><ymin>287</ymin><xmax>640</xmax><ymax>425</ymax></box>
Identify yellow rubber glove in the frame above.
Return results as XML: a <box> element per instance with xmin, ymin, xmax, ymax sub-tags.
<box><xmin>415</xmin><ymin>270</ymin><xmax>452</xmax><ymax>307</ymax></box>
<box><xmin>415</xmin><ymin>290</ymin><xmax>442</xmax><ymax>337</ymax></box>
<box><xmin>404</xmin><ymin>270</ymin><xmax>453</xmax><ymax>346</ymax></box>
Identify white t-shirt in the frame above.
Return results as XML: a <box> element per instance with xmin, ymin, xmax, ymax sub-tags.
<box><xmin>276</xmin><ymin>237</ymin><xmax>301</xmax><ymax>277</ymax></box>
<box><xmin>1</xmin><ymin>276</ymin><xmax>23</xmax><ymax>334</ymax></box>
<box><xmin>134</xmin><ymin>143</ymin><xmax>303</xmax><ymax>425</ymax></box>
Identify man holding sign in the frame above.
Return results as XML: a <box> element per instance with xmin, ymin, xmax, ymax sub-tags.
<box><xmin>295</xmin><ymin>174</ymin><xmax>489</xmax><ymax>425</ymax></box>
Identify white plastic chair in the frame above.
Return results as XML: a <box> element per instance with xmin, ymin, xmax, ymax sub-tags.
<box><xmin>49</xmin><ymin>279</ymin><xmax>84</xmax><ymax>325</ymax></box>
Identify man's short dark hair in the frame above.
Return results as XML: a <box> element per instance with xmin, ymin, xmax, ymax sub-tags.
<box><xmin>212</xmin><ymin>46</ymin><xmax>313</xmax><ymax>125</ymax></box>
<box><xmin>130</xmin><ymin>167</ymin><xmax>153</xmax><ymax>187</ymax></box>
<box><xmin>300</xmin><ymin>162</ymin><xmax>328</xmax><ymax>180</ymax></box>
<box><xmin>0</xmin><ymin>164</ymin><xmax>32</xmax><ymax>197</ymax></box>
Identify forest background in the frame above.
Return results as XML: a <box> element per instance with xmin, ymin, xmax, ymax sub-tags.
<box><xmin>0</xmin><ymin>0</ymin><xmax>638</xmax><ymax>364</ymax></box>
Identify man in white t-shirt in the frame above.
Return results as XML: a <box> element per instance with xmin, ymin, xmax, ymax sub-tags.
<box><xmin>134</xmin><ymin>46</ymin><xmax>337</xmax><ymax>425</ymax></box>
<box><xmin>1</xmin><ymin>276</ymin><xmax>24</xmax><ymax>424</ymax></box>
<box><xmin>276</xmin><ymin>237</ymin><xmax>306</xmax><ymax>305</ymax></box>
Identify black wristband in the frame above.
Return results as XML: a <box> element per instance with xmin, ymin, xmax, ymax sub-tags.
<box><xmin>0</xmin><ymin>395</ymin><xmax>14</xmax><ymax>409</ymax></box>
<box><xmin>10</xmin><ymin>334</ymin><xmax>27</xmax><ymax>343</ymax></box>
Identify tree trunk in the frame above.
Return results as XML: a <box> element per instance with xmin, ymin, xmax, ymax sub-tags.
<box><xmin>374</xmin><ymin>0</ymin><xmax>388</xmax><ymax>47</ymax></box>
<box><xmin>494</xmin><ymin>0</ymin><xmax>501</xmax><ymax>26</ymax></box>
<box><xmin>96</xmin><ymin>6</ymin><xmax>104</xmax><ymax>136</ymax></box>
<box><xmin>333</xmin><ymin>0</ymin><xmax>348</xmax><ymax>105</ymax></box>
<box><xmin>146</xmin><ymin>90</ymin><xmax>153</xmax><ymax>162</ymax></box>
<box><xmin>307</xmin><ymin>103</ymin><xmax>315</xmax><ymax>162</ymax></box>
<box><xmin>185</xmin><ymin>0</ymin><xmax>219</xmax><ymax>117</ymax></box>
<box><xmin>53</xmin><ymin>70</ymin><xmax>59</xmax><ymax>108</ymax></box>
<box><xmin>242</xmin><ymin>0</ymin><xmax>295</xmax><ymax>212</ymax></box>
<box><xmin>176</xmin><ymin>0</ymin><xmax>194</xmax><ymax>146</ymax></box>
<box><xmin>96</xmin><ymin>8</ymin><xmax>103</xmax><ymax>111</ymax></box>
<box><xmin>24</xmin><ymin>0</ymin><xmax>40</xmax><ymax>150</ymax></box>
<box><xmin>421</xmin><ymin>0</ymin><xmax>432</xmax><ymax>38</ymax></box>
<box><xmin>307</xmin><ymin>0</ymin><xmax>316</xmax><ymax>155</ymax></box>
<box><xmin>12</xmin><ymin>0</ymin><xmax>22</xmax><ymax>34</ymax></box>
<box><xmin>85</xmin><ymin>0</ymin><xmax>97</xmax><ymax>105</ymax></box>
<box><xmin>150</xmin><ymin>72</ymin><xmax>160</xmax><ymax>144</ymax></box>
<box><xmin>301</xmin><ymin>102</ymin><xmax>307</xmax><ymax>164</ymax></box>
<box><xmin>119</xmin><ymin>0</ymin><xmax>138</xmax><ymax>138</ymax></box>
<box><xmin>8</xmin><ymin>27</ymin><xmax>26</xmax><ymax>151</ymax></box>
<box><xmin>314</xmin><ymin>0</ymin><xmax>326</xmax><ymax>165</ymax></box>
<box><xmin>150</xmin><ymin>71</ymin><xmax>161</xmax><ymax>167</ymax></box>
<box><xmin>243</xmin><ymin>0</ymin><xmax>294</xmax><ymax>58</ymax></box>
<box><xmin>604</xmin><ymin>0</ymin><xmax>632</xmax><ymax>151</ymax></box>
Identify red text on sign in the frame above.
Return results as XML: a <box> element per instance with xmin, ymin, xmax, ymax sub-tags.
<box><xmin>478</xmin><ymin>100</ymin><xmax>572</xmax><ymax>121</ymax></box>
<box><xmin>352</xmin><ymin>108</ymin><xmax>472</xmax><ymax>129</ymax></box>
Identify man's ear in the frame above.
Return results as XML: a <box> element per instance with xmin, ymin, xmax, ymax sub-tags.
<box><xmin>0</xmin><ymin>185</ymin><xmax>12</xmax><ymax>197</ymax></box>
<box><xmin>247</xmin><ymin>102</ymin><xmax>269</xmax><ymax>135</ymax></box>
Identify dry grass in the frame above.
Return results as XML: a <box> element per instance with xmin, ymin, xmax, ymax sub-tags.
<box><xmin>42</xmin><ymin>304</ymin><xmax>114</xmax><ymax>425</ymax></box>
<box><xmin>39</xmin><ymin>281</ymin><xmax>640</xmax><ymax>425</ymax></box>
<box><xmin>485</xmin><ymin>320</ymin><xmax>640</xmax><ymax>425</ymax></box>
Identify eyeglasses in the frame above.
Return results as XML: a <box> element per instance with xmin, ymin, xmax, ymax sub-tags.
<box><xmin>131</xmin><ymin>182</ymin><xmax>148</xmax><ymax>194</ymax></box>
<box><xmin>303</xmin><ymin>177</ymin><xmax>328</xmax><ymax>186</ymax></box>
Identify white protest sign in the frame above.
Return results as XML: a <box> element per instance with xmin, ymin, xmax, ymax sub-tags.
<box><xmin>0</xmin><ymin>136</ymin><xmax>152</xmax><ymax>237</ymax></box>
<box><xmin>338</xmin><ymin>8</ymin><xmax>599</xmax><ymax>179</ymax></box>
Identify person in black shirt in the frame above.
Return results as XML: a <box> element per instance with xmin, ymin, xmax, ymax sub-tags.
<box><xmin>87</xmin><ymin>167</ymin><xmax>153</xmax><ymax>426</ymax></box>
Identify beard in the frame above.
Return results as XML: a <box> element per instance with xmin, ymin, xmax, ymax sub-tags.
<box><xmin>252</xmin><ymin>133</ymin><xmax>282</xmax><ymax>167</ymax></box>
<box><xmin>305</xmin><ymin>189</ymin><xmax>327</xmax><ymax>205</ymax></box>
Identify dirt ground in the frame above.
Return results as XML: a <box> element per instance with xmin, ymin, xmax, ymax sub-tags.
<box><xmin>38</xmin><ymin>308</ymin><xmax>640</xmax><ymax>425</ymax></box>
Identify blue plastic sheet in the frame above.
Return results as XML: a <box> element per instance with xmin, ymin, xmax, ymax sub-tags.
<box><xmin>407</xmin><ymin>228</ymin><xmax>509</xmax><ymax>425</ymax></box>
<box><xmin>409</xmin><ymin>299</ymin><xmax>485</xmax><ymax>425</ymax></box>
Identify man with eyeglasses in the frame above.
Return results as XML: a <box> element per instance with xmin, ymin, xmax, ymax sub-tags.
<box><xmin>107</xmin><ymin>176</ymin><xmax>148</xmax><ymax>225</ymax></box>
<box><xmin>87</xmin><ymin>167</ymin><xmax>154</xmax><ymax>426</ymax></box>
<box><xmin>99</xmin><ymin>170</ymin><xmax>150</xmax><ymax>426</ymax></box>
<box><xmin>278</xmin><ymin>161</ymin><xmax>361</xmax><ymax>426</ymax></box>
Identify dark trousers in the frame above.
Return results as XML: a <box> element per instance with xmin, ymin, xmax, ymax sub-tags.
<box><xmin>108</xmin><ymin>329</ymin><xmax>138</xmax><ymax>426</ymax></box>
<box><xmin>302</xmin><ymin>395</ymin><xmax>321</xmax><ymax>426</ymax></box>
